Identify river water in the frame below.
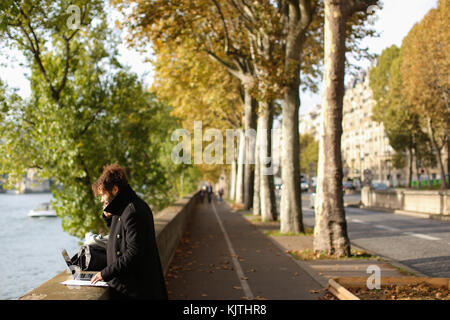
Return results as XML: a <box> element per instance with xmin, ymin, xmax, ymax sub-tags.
<box><xmin>0</xmin><ymin>192</ymin><xmax>80</xmax><ymax>300</ymax></box>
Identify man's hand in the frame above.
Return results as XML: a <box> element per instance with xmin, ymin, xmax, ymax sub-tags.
<box><xmin>91</xmin><ymin>272</ymin><xmax>103</xmax><ymax>284</ymax></box>
<box><xmin>103</xmin><ymin>211</ymin><xmax>112</xmax><ymax>218</ymax></box>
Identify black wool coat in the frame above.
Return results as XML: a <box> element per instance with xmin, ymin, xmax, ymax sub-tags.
<box><xmin>101</xmin><ymin>184</ymin><xmax>168</xmax><ymax>300</ymax></box>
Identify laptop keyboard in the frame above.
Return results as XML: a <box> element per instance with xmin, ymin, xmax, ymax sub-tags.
<box><xmin>78</xmin><ymin>273</ymin><xmax>94</xmax><ymax>280</ymax></box>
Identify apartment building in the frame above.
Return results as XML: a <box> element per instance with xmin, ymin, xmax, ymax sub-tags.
<box><xmin>300</xmin><ymin>72</ymin><xmax>404</xmax><ymax>187</ymax></box>
<box><xmin>340</xmin><ymin>71</ymin><xmax>401</xmax><ymax>186</ymax></box>
<box><xmin>300</xmin><ymin>70</ymin><xmax>449</xmax><ymax>187</ymax></box>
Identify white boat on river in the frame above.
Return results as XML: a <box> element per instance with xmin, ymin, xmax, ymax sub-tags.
<box><xmin>28</xmin><ymin>202</ymin><xmax>57</xmax><ymax>217</ymax></box>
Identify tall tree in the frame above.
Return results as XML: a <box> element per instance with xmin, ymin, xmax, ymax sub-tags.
<box><xmin>400</xmin><ymin>0</ymin><xmax>449</xmax><ymax>189</ymax></box>
<box><xmin>278</xmin><ymin>0</ymin><xmax>373</xmax><ymax>233</ymax></box>
<box><xmin>0</xmin><ymin>1</ymin><xmax>183</xmax><ymax>238</ymax></box>
<box><xmin>277</xmin><ymin>0</ymin><xmax>314</xmax><ymax>233</ymax></box>
<box><xmin>369</xmin><ymin>45</ymin><xmax>421</xmax><ymax>188</ymax></box>
<box><xmin>116</xmin><ymin>0</ymin><xmax>280</xmax><ymax>213</ymax></box>
<box><xmin>116</xmin><ymin>0</ymin><xmax>375</xmax><ymax>232</ymax></box>
<box><xmin>151</xmin><ymin>37</ymin><xmax>243</xmax><ymax>194</ymax></box>
<box><xmin>314</xmin><ymin>0</ymin><xmax>378</xmax><ymax>256</ymax></box>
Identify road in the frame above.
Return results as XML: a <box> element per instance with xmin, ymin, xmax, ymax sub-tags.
<box><xmin>275</xmin><ymin>190</ymin><xmax>450</xmax><ymax>278</ymax></box>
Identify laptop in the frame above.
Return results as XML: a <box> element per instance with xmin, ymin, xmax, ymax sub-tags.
<box><xmin>62</xmin><ymin>249</ymin><xmax>98</xmax><ymax>281</ymax></box>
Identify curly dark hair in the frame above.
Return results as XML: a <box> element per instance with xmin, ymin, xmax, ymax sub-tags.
<box><xmin>92</xmin><ymin>163</ymin><xmax>129</xmax><ymax>196</ymax></box>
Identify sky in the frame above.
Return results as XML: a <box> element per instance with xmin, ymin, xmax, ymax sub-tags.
<box><xmin>300</xmin><ymin>0</ymin><xmax>439</xmax><ymax>115</ymax></box>
<box><xmin>0</xmin><ymin>0</ymin><xmax>439</xmax><ymax>109</ymax></box>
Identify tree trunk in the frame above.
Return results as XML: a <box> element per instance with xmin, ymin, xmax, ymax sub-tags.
<box><xmin>408</xmin><ymin>143</ymin><xmax>413</xmax><ymax>188</ymax></box>
<box><xmin>447</xmin><ymin>137</ymin><xmax>450</xmax><ymax>187</ymax></box>
<box><xmin>253</xmin><ymin>115</ymin><xmax>261</xmax><ymax>216</ymax></box>
<box><xmin>280</xmin><ymin>63</ymin><xmax>304</xmax><ymax>233</ymax></box>
<box><xmin>180</xmin><ymin>172</ymin><xmax>184</xmax><ymax>196</ymax></box>
<box><xmin>313</xmin><ymin>1</ymin><xmax>350</xmax><ymax>257</ymax></box>
<box><xmin>415</xmin><ymin>148</ymin><xmax>421</xmax><ymax>189</ymax></box>
<box><xmin>259</xmin><ymin>102</ymin><xmax>277</xmax><ymax>222</ymax></box>
<box><xmin>425</xmin><ymin>166</ymin><xmax>431</xmax><ymax>186</ymax></box>
<box><xmin>279</xmin><ymin>13</ymin><xmax>305</xmax><ymax>233</ymax></box>
<box><xmin>244</xmin><ymin>89</ymin><xmax>257</xmax><ymax>209</ymax></box>
<box><xmin>222</xmin><ymin>169</ymin><xmax>230</xmax><ymax>199</ymax></box>
<box><xmin>235</xmin><ymin>129</ymin><xmax>245</xmax><ymax>204</ymax></box>
<box><xmin>427</xmin><ymin>117</ymin><xmax>448</xmax><ymax>189</ymax></box>
<box><xmin>230</xmin><ymin>155</ymin><xmax>237</xmax><ymax>200</ymax></box>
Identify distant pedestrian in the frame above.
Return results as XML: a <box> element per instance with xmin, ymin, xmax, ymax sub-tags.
<box><xmin>218</xmin><ymin>187</ymin><xmax>224</xmax><ymax>202</ymax></box>
<box><xmin>206</xmin><ymin>183</ymin><xmax>213</xmax><ymax>203</ymax></box>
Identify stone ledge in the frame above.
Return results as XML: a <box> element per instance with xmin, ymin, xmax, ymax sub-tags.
<box><xmin>362</xmin><ymin>187</ymin><xmax>450</xmax><ymax>216</ymax></box>
<box><xmin>19</xmin><ymin>191</ymin><xmax>199</xmax><ymax>300</ymax></box>
<box><xmin>20</xmin><ymin>270</ymin><xmax>109</xmax><ymax>300</ymax></box>
<box><xmin>361</xmin><ymin>205</ymin><xmax>450</xmax><ymax>222</ymax></box>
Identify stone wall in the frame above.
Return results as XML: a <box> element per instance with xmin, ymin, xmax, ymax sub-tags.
<box><xmin>361</xmin><ymin>187</ymin><xmax>450</xmax><ymax>216</ymax></box>
<box><xmin>19</xmin><ymin>191</ymin><xmax>199</xmax><ymax>300</ymax></box>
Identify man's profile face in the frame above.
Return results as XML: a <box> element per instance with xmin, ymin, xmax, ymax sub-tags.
<box><xmin>98</xmin><ymin>186</ymin><xmax>119</xmax><ymax>209</ymax></box>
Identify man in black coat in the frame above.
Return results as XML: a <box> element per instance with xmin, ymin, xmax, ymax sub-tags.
<box><xmin>90</xmin><ymin>164</ymin><xmax>168</xmax><ymax>300</ymax></box>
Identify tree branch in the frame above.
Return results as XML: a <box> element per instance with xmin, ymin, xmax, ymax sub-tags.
<box><xmin>13</xmin><ymin>0</ymin><xmax>60</xmax><ymax>101</ymax></box>
<box><xmin>211</xmin><ymin>0</ymin><xmax>231</xmax><ymax>53</ymax></box>
<box><xmin>205</xmin><ymin>49</ymin><xmax>245</xmax><ymax>80</ymax></box>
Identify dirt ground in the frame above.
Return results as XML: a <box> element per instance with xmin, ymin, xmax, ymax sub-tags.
<box><xmin>319</xmin><ymin>282</ymin><xmax>450</xmax><ymax>300</ymax></box>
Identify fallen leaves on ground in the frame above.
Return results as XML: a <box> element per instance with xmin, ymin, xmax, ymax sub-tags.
<box><xmin>349</xmin><ymin>283</ymin><xmax>450</xmax><ymax>300</ymax></box>
<box><xmin>320</xmin><ymin>283</ymin><xmax>450</xmax><ymax>300</ymax></box>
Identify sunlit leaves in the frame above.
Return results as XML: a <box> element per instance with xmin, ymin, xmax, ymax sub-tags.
<box><xmin>401</xmin><ymin>0</ymin><xmax>449</xmax><ymax>128</ymax></box>
<box><xmin>0</xmin><ymin>1</ymin><xmax>187</xmax><ymax>238</ymax></box>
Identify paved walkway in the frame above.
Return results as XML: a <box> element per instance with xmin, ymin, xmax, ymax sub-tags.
<box><xmin>268</xmin><ymin>235</ymin><xmax>411</xmax><ymax>288</ymax></box>
<box><xmin>166</xmin><ymin>198</ymin><xmax>323</xmax><ymax>300</ymax></box>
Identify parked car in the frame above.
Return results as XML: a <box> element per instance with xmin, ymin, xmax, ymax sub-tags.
<box><xmin>342</xmin><ymin>181</ymin><xmax>355</xmax><ymax>192</ymax></box>
<box><xmin>372</xmin><ymin>182</ymin><xmax>388</xmax><ymax>190</ymax></box>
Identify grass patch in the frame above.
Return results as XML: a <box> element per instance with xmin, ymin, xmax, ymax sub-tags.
<box><xmin>243</xmin><ymin>213</ymin><xmax>257</xmax><ymax>217</ymax></box>
<box><xmin>243</xmin><ymin>214</ymin><xmax>282</xmax><ymax>225</ymax></box>
<box><xmin>392</xmin><ymin>266</ymin><xmax>417</xmax><ymax>277</ymax></box>
<box><xmin>264</xmin><ymin>227</ymin><xmax>314</xmax><ymax>237</ymax></box>
<box><xmin>288</xmin><ymin>248</ymin><xmax>381</xmax><ymax>261</ymax></box>
<box><xmin>243</xmin><ymin>214</ymin><xmax>262</xmax><ymax>222</ymax></box>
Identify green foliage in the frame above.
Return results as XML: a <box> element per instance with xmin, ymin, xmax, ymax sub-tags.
<box><xmin>369</xmin><ymin>7</ymin><xmax>448</xmax><ymax>182</ymax></box>
<box><xmin>369</xmin><ymin>45</ymin><xmax>401</xmax><ymax>112</ymax></box>
<box><xmin>0</xmin><ymin>1</ymin><xmax>196</xmax><ymax>238</ymax></box>
<box><xmin>369</xmin><ymin>45</ymin><xmax>423</xmax><ymax>170</ymax></box>
<box><xmin>400</xmin><ymin>0</ymin><xmax>449</xmax><ymax>188</ymax></box>
<box><xmin>300</xmin><ymin>133</ymin><xmax>319</xmax><ymax>175</ymax></box>
<box><xmin>391</xmin><ymin>151</ymin><xmax>406</xmax><ymax>170</ymax></box>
